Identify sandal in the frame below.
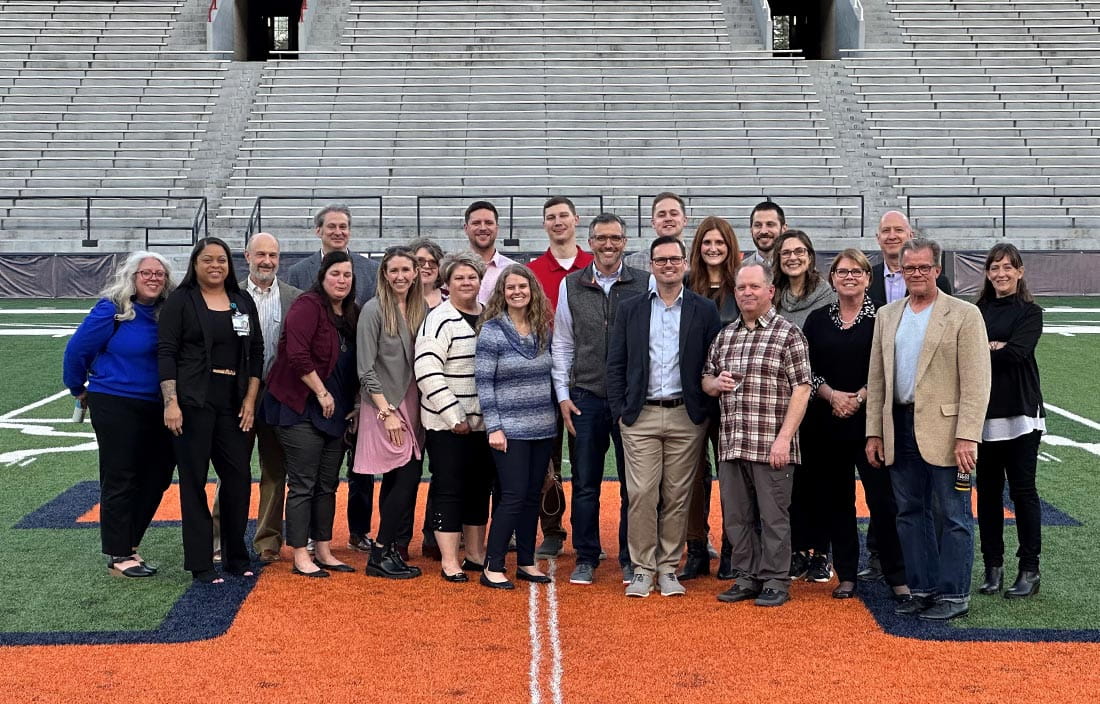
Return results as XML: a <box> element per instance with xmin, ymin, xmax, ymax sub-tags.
<box><xmin>192</xmin><ymin>569</ymin><xmax>224</xmax><ymax>584</ymax></box>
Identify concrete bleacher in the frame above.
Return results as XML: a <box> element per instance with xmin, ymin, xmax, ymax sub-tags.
<box><xmin>845</xmin><ymin>0</ymin><xmax>1100</xmax><ymax>243</ymax></box>
<box><xmin>0</xmin><ymin>0</ymin><xmax>226</xmax><ymax>252</ymax></box>
<box><xmin>216</xmin><ymin>0</ymin><xmax>852</xmax><ymax>252</ymax></box>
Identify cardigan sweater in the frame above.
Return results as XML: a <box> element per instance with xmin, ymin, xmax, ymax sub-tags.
<box><xmin>265</xmin><ymin>292</ymin><xmax>346</xmax><ymax>414</ymax></box>
<box><xmin>414</xmin><ymin>299</ymin><xmax>484</xmax><ymax>432</ymax></box>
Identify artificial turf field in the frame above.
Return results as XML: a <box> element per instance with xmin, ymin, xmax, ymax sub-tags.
<box><xmin>1</xmin><ymin>296</ymin><xmax>1098</xmax><ymax>703</ymax></box>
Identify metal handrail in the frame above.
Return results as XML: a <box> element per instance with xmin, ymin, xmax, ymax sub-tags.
<box><xmin>634</xmin><ymin>193</ymin><xmax>865</xmax><ymax>239</ymax></box>
<box><xmin>905</xmin><ymin>193</ymin><xmax>1100</xmax><ymax>237</ymax></box>
<box><xmin>416</xmin><ymin>194</ymin><xmax>605</xmax><ymax>247</ymax></box>
<box><xmin>243</xmin><ymin>195</ymin><xmax>384</xmax><ymax>247</ymax></box>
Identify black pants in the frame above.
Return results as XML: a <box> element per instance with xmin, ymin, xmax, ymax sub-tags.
<box><xmin>347</xmin><ymin>443</ymin><xmax>376</xmax><ymax>538</ymax></box>
<box><xmin>174</xmin><ymin>375</ymin><xmax>252</xmax><ymax>573</ymax></box>
<box><xmin>277</xmin><ymin>422</ymin><xmax>344</xmax><ymax>548</ymax></box>
<box><xmin>425</xmin><ymin>429</ymin><xmax>494</xmax><ymax>532</ymax></box>
<box><xmin>87</xmin><ymin>392</ymin><xmax>175</xmax><ymax>557</ymax></box>
<box><xmin>813</xmin><ymin>443</ymin><xmax>865</xmax><ymax>583</ymax></box>
<box><xmin>486</xmin><ymin>438</ymin><xmax>555</xmax><ymax>572</ymax></box>
<box><xmin>859</xmin><ymin>451</ymin><xmax>907</xmax><ymax>587</ymax></box>
<box><xmin>376</xmin><ymin>458</ymin><xmax>423</xmax><ymax>547</ymax></box>
<box><xmin>790</xmin><ymin>461</ymin><xmax>829</xmax><ymax>557</ymax></box>
<box><xmin>976</xmin><ymin>430</ymin><xmax>1042</xmax><ymax>572</ymax></box>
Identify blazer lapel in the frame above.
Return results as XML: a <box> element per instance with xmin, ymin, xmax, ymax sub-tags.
<box><xmin>915</xmin><ymin>295</ymin><xmax>949</xmax><ymax>385</ymax></box>
<box><xmin>189</xmin><ymin>287</ymin><xmax>214</xmax><ymax>364</ymax></box>
<box><xmin>678</xmin><ymin>293</ymin><xmax>695</xmax><ymax>364</ymax></box>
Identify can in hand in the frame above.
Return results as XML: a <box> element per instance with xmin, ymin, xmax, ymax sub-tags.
<box><xmin>72</xmin><ymin>399</ymin><xmax>87</xmax><ymax>423</ymax></box>
<box><xmin>954</xmin><ymin>470</ymin><xmax>971</xmax><ymax>491</ymax></box>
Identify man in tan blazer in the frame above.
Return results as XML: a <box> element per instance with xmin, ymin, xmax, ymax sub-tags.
<box><xmin>865</xmin><ymin>238</ymin><xmax>990</xmax><ymax>622</ymax></box>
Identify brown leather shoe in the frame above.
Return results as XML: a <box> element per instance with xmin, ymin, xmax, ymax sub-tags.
<box><xmin>259</xmin><ymin>549</ymin><xmax>281</xmax><ymax>564</ymax></box>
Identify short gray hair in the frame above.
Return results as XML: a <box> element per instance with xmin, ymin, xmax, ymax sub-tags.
<box><xmin>100</xmin><ymin>250</ymin><xmax>175</xmax><ymax>321</ymax></box>
<box><xmin>900</xmin><ymin>237</ymin><xmax>942</xmax><ymax>267</ymax></box>
<box><xmin>442</xmin><ymin>251</ymin><xmax>485</xmax><ymax>282</ymax></box>
<box><xmin>737</xmin><ymin>261</ymin><xmax>774</xmax><ymax>286</ymax></box>
<box><xmin>314</xmin><ymin>203</ymin><xmax>352</xmax><ymax>228</ymax></box>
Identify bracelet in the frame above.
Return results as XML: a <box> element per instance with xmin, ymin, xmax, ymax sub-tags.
<box><xmin>317</xmin><ymin>390</ymin><xmax>330</xmax><ymax>399</ymax></box>
<box><xmin>377</xmin><ymin>405</ymin><xmax>397</xmax><ymax>421</ymax></box>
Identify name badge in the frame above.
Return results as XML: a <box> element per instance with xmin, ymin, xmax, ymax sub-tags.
<box><xmin>232</xmin><ymin>310</ymin><xmax>250</xmax><ymax>337</ymax></box>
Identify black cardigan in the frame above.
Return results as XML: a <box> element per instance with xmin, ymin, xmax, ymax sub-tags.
<box><xmin>158</xmin><ymin>287</ymin><xmax>264</xmax><ymax>407</ymax></box>
<box><xmin>979</xmin><ymin>294</ymin><xmax>1045</xmax><ymax>420</ymax></box>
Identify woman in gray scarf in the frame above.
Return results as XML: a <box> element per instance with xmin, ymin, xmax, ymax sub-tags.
<box><xmin>773</xmin><ymin>230</ymin><xmax>836</xmax><ymax>330</ymax></box>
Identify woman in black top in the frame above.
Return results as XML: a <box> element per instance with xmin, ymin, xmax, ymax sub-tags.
<box><xmin>681</xmin><ymin>216</ymin><xmax>740</xmax><ymax>579</ymax></box>
<box><xmin>801</xmin><ymin>249</ymin><xmax>908</xmax><ymax>601</ymax></box>
<box><xmin>975</xmin><ymin>243</ymin><xmax>1045</xmax><ymax>599</ymax></box>
<box><xmin>158</xmin><ymin>237</ymin><xmax>263</xmax><ymax>584</ymax></box>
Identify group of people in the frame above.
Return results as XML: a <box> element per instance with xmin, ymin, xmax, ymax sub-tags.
<box><xmin>63</xmin><ymin>194</ymin><xmax>1046</xmax><ymax>615</ymax></box>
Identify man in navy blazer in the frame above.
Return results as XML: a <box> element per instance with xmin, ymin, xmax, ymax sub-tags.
<box><xmin>607</xmin><ymin>236</ymin><xmax>722</xmax><ymax>598</ymax></box>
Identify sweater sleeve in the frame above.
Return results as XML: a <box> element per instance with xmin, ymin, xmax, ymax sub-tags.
<box><xmin>475</xmin><ymin>321</ymin><xmax>504</xmax><ymax>434</ymax></box>
<box><xmin>283</xmin><ymin>296</ymin><xmax>322</xmax><ymax>378</ymax></box>
<box><xmin>989</xmin><ymin>303</ymin><xmax>1042</xmax><ymax>370</ymax></box>
<box><xmin>414</xmin><ymin>312</ymin><xmax>465</xmax><ymax>428</ymax></box>
<box><xmin>356</xmin><ymin>301</ymin><xmax>385</xmax><ymax>396</ymax></box>
<box><xmin>62</xmin><ymin>299</ymin><xmax>117</xmax><ymax>395</ymax></box>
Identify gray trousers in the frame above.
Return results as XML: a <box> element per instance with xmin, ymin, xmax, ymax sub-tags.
<box><xmin>719</xmin><ymin>459</ymin><xmax>794</xmax><ymax>593</ymax></box>
<box><xmin>277</xmin><ymin>422</ymin><xmax>345</xmax><ymax>548</ymax></box>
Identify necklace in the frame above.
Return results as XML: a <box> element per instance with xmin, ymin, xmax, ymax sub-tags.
<box><xmin>838</xmin><ymin>309</ymin><xmax>859</xmax><ymax>327</ymax></box>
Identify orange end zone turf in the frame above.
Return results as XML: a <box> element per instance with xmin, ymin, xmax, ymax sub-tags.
<box><xmin>2</xmin><ymin>482</ymin><xmax>1084</xmax><ymax>704</ymax></box>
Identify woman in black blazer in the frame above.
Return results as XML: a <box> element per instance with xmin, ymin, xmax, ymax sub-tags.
<box><xmin>158</xmin><ymin>237</ymin><xmax>264</xmax><ymax>584</ymax></box>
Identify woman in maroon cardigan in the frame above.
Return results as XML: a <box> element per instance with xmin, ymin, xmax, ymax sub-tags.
<box><xmin>263</xmin><ymin>252</ymin><xmax>360</xmax><ymax>577</ymax></box>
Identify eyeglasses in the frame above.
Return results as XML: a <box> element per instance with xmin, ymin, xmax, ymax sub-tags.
<box><xmin>651</xmin><ymin>256</ymin><xmax>685</xmax><ymax>266</ymax></box>
<box><xmin>591</xmin><ymin>235</ymin><xmax>625</xmax><ymax>244</ymax></box>
<box><xmin>780</xmin><ymin>247</ymin><xmax>809</xmax><ymax>259</ymax></box>
<box><xmin>901</xmin><ymin>264</ymin><xmax>935</xmax><ymax>276</ymax></box>
<box><xmin>137</xmin><ymin>270</ymin><xmax>166</xmax><ymax>280</ymax></box>
<box><xmin>417</xmin><ymin>259</ymin><xmax>438</xmax><ymax>270</ymax></box>
<box><xmin>833</xmin><ymin>268</ymin><xmax>867</xmax><ymax>279</ymax></box>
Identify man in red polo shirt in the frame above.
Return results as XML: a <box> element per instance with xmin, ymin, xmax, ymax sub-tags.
<box><xmin>527</xmin><ymin>196</ymin><xmax>593</xmax><ymax>558</ymax></box>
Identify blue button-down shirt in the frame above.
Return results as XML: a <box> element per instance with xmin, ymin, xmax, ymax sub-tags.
<box><xmin>646</xmin><ymin>283</ymin><xmax>683</xmax><ymax>400</ymax></box>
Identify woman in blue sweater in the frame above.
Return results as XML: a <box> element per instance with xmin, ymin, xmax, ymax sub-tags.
<box><xmin>63</xmin><ymin>251</ymin><xmax>176</xmax><ymax>578</ymax></box>
<box><xmin>476</xmin><ymin>265</ymin><xmax>557</xmax><ymax>589</ymax></box>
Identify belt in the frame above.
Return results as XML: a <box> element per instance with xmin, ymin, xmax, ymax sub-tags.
<box><xmin>645</xmin><ymin>398</ymin><xmax>684</xmax><ymax>408</ymax></box>
<box><xmin>211</xmin><ymin>368</ymin><xmax>237</xmax><ymax>376</ymax></box>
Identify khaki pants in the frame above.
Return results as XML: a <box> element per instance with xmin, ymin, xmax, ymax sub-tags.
<box><xmin>719</xmin><ymin>459</ymin><xmax>793</xmax><ymax>593</ymax></box>
<box><xmin>620</xmin><ymin>405</ymin><xmax>707</xmax><ymax>577</ymax></box>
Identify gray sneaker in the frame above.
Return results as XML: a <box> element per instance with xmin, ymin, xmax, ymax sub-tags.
<box><xmin>657</xmin><ymin>572</ymin><xmax>686</xmax><ymax>597</ymax></box>
<box><xmin>624</xmin><ymin>572</ymin><xmax>654</xmax><ymax>597</ymax></box>
<box><xmin>535</xmin><ymin>534</ymin><xmax>564</xmax><ymax>558</ymax></box>
<box><xmin>621</xmin><ymin>563</ymin><xmax>636</xmax><ymax>585</ymax></box>
<box><xmin>569</xmin><ymin>563</ymin><xmax>595</xmax><ymax>585</ymax></box>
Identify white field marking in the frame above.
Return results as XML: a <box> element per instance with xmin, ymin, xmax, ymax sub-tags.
<box><xmin>1043</xmin><ymin>325</ymin><xmax>1100</xmax><ymax>336</ymax></box>
<box><xmin>545</xmin><ymin>560</ymin><xmax>564</xmax><ymax>704</ymax></box>
<box><xmin>1038</xmin><ymin>451</ymin><xmax>1062</xmax><ymax>463</ymax></box>
<box><xmin>528</xmin><ymin>581</ymin><xmax>543</xmax><ymax>704</ymax></box>
<box><xmin>0</xmin><ymin>389</ymin><xmax>71</xmax><ymax>420</ymax></box>
<box><xmin>0</xmin><ymin>328</ymin><xmax>76</xmax><ymax>336</ymax></box>
<box><xmin>19</xmin><ymin>457</ymin><xmax>36</xmax><ymax>467</ymax></box>
<box><xmin>0</xmin><ymin>308</ymin><xmax>89</xmax><ymax>314</ymax></box>
<box><xmin>1043</xmin><ymin>434</ymin><xmax>1100</xmax><ymax>458</ymax></box>
<box><xmin>1042</xmin><ymin>307</ymin><xmax>1100</xmax><ymax>313</ymax></box>
<box><xmin>0</xmin><ymin>438</ymin><xmax>98</xmax><ymax>466</ymax></box>
<box><xmin>1045</xmin><ymin>403</ymin><xmax>1100</xmax><ymax>432</ymax></box>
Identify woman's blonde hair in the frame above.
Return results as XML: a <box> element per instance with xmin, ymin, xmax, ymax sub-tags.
<box><xmin>375</xmin><ymin>247</ymin><xmax>426</xmax><ymax>337</ymax></box>
<box><xmin>479</xmin><ymin>265</ymin><xmax>552</xmax><ymax>352</ymax></box>
<box><xmin>100</xmin><ymin>250</ymin><xmax>175</xmax><ymax>321</ymax></box>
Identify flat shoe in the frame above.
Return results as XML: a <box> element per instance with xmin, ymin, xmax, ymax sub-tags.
<box><xmin>292</xmin><ymin>566</ymin><xmax>330</xmax><ymax>578</ymax></box>
<box><xmin>461</xmin><ymin>558</ymin><xmax>485</xmax><ymax>572</ymax></box>
<box><xmin>832</xmin><ymin>583</ymin><xmax>857</xmax><ymax>599</ymax></box>
<box><xmin>516</xmin><ymin>569</ymin><xmax>551</xmax><ymax>584</ymax></box>
<box><xmin>314</xmin><ymin>560</ymin><xmax>355</xmax><ymax>573</ymax></box>
<box><xmin>479</xmin><ymin>572</ymin><xmax>515</xmax><ymax>590</ymax></box>
<box><xmin>259</xmin><ymin>549</ymin><xmax>281</xmax><ymax>564</ymax></box>
<box><xmin>441</xmin><ymin>569</ymin><xmax>470</xmax><ymax>583</ymax></box>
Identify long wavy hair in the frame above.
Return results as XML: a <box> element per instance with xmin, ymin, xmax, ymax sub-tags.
<box><xmin>772</xmin><ymin>230</ymin><xmax>823</xmax><ymax>303</ymax></box>
<box><xmin>977</xmin><ymin>242</ymin><xmax>1033</xmax><ymax>305</ymax></box>
<box><xmin>688</xmin><ymin>215</ymin><xmax>741</xmax><ymax>305</ymax></box>
<box><xmin>100</xmin><ymin>250</ymin><xmax>176</xmax><ymax>321</ymax></box>
<box><xmin>310</xmin><ymin>251</ymin><xmax>359</xmax><ymax>336</ymax></box>
<box><xmin>480</xmin><ymin>264</ymin><xmax>552</xmax><ymax>352</ymax></box>
<box><xmin>375</xmin><ymin>247</ymin><xmax>427</xmax><ymax>338</ymax></box>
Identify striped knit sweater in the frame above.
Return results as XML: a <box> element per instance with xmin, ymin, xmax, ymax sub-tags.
<box><xmin>475</xmin><ymin>314</ymin><xmax>556</xmax><ymax>440</ymax></box>
<box><xmin>414</xmin><ymin>299</ymin><xmax>484</xmax><ymax>432</ymax></box>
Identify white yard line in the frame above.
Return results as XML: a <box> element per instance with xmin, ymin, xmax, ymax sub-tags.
<box><xmin>1045</xmin><ymin>403</ymin><xmax>1100</xmax><ymax>432</ymax></box>
<box><xmin>1041</xmin><ymin>307</ymin><xmax>1100</xmax><ymax>313</ymax></box>
<box><xmin>528</xmin><ymin>582</ymin><xmax>544</xmax><ymax>704</ymax></box>
<box><xmin>546</xmin><ymin>561</ymin><xmax>564</xmax><ymax>704</ymax></box>
<box><xmin>0</xmin><ymin>328</ymin><xmax>76</xmax><ymax>336</ymax></box>
<box><xmin>0</xmin><ymin>309</ymin><xmax>89</xmax><ymax>314</ymax></box>
<box><xmin>0</xmin><ymin>390</ymin><xmax>71</xmax><ymax>420</ymax></box>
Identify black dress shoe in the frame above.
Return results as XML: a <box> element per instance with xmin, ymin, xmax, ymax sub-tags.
<box><xmin>461</xmin><ymin>558</ymin><xmax>485</xmax><ymax>572</ymax></box>
<box><xmin>108</xmin><ymin>556</ymin><xmax>154</xmax><ymax>579</ymax></box>
<box><xmin>919</xmin><ymin>600</ymin><xmax>969</xmax><ymax>621</ymax></box>
<box><xmin>479</xmin><ymin>572</ymin><xmax>515</xmax><ymax>590</ymax></box>
<box><xmin>366</xmin><ymin>544</ymin><xmax>422</xmax><ymax>580</ymax></box>
<box><xmin>677</xmin><ymin>540</ymin><xmax>711</xmax><ymax>581</ymax></box>
<box><xmin>978</xmin><ymin>565</ymin><xmax>1004</xmax><ymax>595</ymax></box>
<box><xmin>894</xmin><ymin>594</ymin><xmax>932</xmax><ymax>615</ymax></box>
<box><xmin>832</xmin><ymin>582</ymin><xmax>857</xmax><ymax>599</ymax></box>
<box><xmin>1004</xmin><ymin>570</ymin><xmax>1040</xmax><ymax>599</ymax></box>
<box><xmin>292</xmin><ymin>566</ymin><xmax>330</xmax><ymax>578</ymax></box>
<box><xmin>516</xmin><ymin>569</ymin><xmax>552</xmax><ymax>584</ymax></box>
<box><xmin>441</xmin><ymin>569</ymin><xmax>470</xmax><ymax>583</ymax></box>
<box><xmin>857</xmin><ymin>555</ymin><xmax>884</xmax><ymax>583</ymax></box>
<box><xmin>314</xmin><ymin>560</ymin><xmax>355</xmax><ymax>573</ymax></box>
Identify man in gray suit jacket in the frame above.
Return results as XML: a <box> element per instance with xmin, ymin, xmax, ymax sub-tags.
<box><xmin>214</xmin><ymin>232</ymin><xmax>302</xmax><ymax>562</ymax></box>
<box><xmin>284</xmin><ymin>203</ymin><xmax>379</xmax><ymax>304</ymax></box>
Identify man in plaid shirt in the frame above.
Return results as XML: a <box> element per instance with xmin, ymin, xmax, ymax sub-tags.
<box><xmin>702</xmin><ymin>262</ymin><xmax>812</xmax><ymax>607</ymax></box>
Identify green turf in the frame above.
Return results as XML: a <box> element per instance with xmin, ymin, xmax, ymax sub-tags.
<box><xmin>0</xmin><ymin>297</ymin><xmax>1097</xmax><ymax>635</ymax></box>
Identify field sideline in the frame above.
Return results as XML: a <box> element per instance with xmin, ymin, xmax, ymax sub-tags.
<box><xmin>1</xmin><ymin>297</ymin><xmax>1099</xmax><ymax>703</ymax></box>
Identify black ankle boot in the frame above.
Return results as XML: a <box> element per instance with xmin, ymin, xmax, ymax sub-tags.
<box><xmin>366</xmin><ymin>543</ymin><xmax>422</xmax><ymax>580</ymax></box>
<box><xmin>716</xmin><ymin>537</ymin><xmax>735</xmax><ymax>580</ymax></box>
<box><xmin>978</xmin><ymin>565</ymin><xmax>1004</xmax><ymax>595</ymax></box>
<box><xmin>678</xmin><ymin>539</ymin><xmax>711</xmax><ymax>580</ymax></box>
<box><xmin>1004</xmin><ymin>570</ymin><xmax>1040</xmax><ymax>599</ymax></box>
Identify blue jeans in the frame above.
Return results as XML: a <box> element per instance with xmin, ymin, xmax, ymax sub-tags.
<box><xmin>486</xmin><ymin>438</ymin><xmax>555</xmax><ymax>572</ymax></box>
<box><xmin>569</xmin><ymin>388</ymin><xmax>630</xmax><ymax>568</ymax></box>
<box><xmin>890</xmin><ymin>405</ymin><xmax>973</xmax><ymax>601</ymax></box>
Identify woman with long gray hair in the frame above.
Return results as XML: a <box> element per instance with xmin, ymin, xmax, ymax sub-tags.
<box><xmin>63</xmin><ymin>251</ymin><xmax>177</xmax><ymax>578</ymax></box>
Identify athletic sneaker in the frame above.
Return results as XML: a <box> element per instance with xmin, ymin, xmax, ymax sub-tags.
<box><xmin>625</xmin><ymin>572</ymin><xmax>654</xmax><ymax>598</ymax></box>
<box><xmin>621</xmin><ymin>563</ymin><xmax>636</xmax><ymax>585</ymax></box>
<box><xmin>789</xmin><ymin>551</ymin><xmax>810</xmax><ymax>580</ymax></box>
<box><xmin>657</xmin><ymin>572</ymin><xmax>686</xmax><ymax>597</ymax></box>
<box><xmin>535</xmin><ymin>534</ymin><xmax>564</xmax><ymax>558</ymax></box>
<box><xmin>569</xmin><ymin>563</ymin><xmax>595</xmax><ymax>585</ymax></box>
<box><xmin>807</xmin><ymin>553</ymin><xmax>834</xmax><ymax>583</ymax></box>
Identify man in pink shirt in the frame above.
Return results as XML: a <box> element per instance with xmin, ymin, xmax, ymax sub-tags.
<box><xmin>527</xmin><ymin>196</ymin><xmax>593</xmax><ymax>558</ymax></box>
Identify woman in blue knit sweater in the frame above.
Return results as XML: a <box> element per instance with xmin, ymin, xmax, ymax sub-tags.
<box><xmin>476</xmin><ymin>265</ymin><xmax>557</xmax><ymax>589</ymax></box>
<box><xmin>63</xmin><ymin>251</ymin><xmax>176</xmax><ymax>578</ymax></box>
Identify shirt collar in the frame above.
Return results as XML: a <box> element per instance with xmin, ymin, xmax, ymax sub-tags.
<box><xmin>735</xmin><ymin>305</ymin><xmax>777</xmax><ymax>330</ymax></box>
<box><xmin>592</xmin><ymin>261</ymin><xmax>623</xmax><ymax>282</ymax></box>
<box><xmin>883</xmin><ymin>260</ymin><xmax>900</xmax><ymax>277</ymax></box>
<box><xmin>488</xmin><ymin>250</ymin><xmax>510</xmax><ymax>268</ymax></box>
<box><xmin>246</xmin><ymin>276</ymin><xmax>278</xmax><ymax>296</ymax></box>
<box><xmin>648</xmin><ymin>281</ymin><xmax>684</xmax><ymax>305</ymax></box>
